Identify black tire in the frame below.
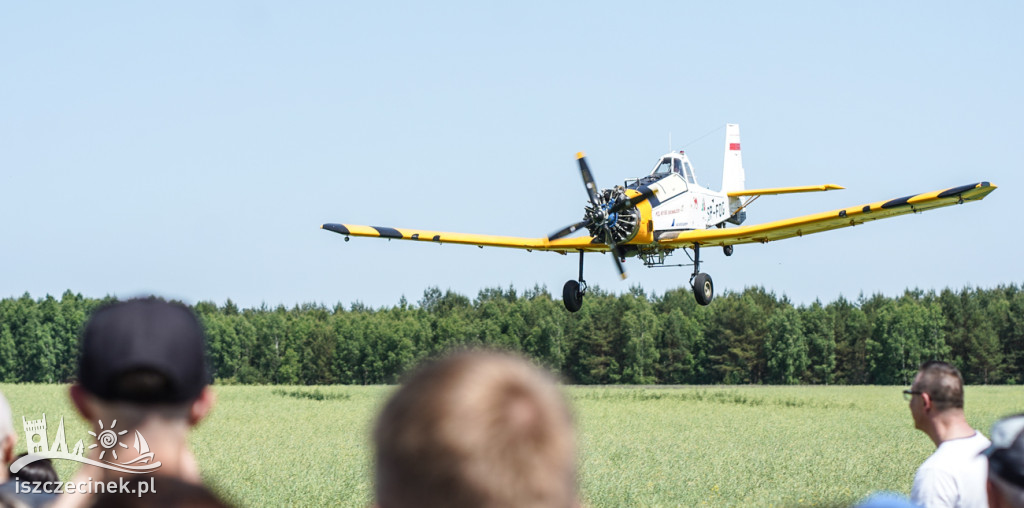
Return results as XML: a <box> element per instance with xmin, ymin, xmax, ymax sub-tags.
<box><xmin>563</xmin><ymin>280</ymin><xmax>583</xmax><ymax>312</ymax></box>
<box><xmin>723</xmin><ymin>245</ymin><xmax>733</xmax><ymax>257</ymax></box>
<box><xmin>693</xmin><ymin>273</ymin><xmax>714</xmax><ymax>306</ymax></box>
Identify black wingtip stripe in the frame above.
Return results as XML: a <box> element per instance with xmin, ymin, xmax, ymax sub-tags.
<box><xmin>878</xmin><ymin>182</ymin><xmax>992</xmax><ymax>210</ymax></box>
<box><xmin>937</xmin><ymin>183</ymin><xmax>985</xmax><ymax>199</ymax></box>
<box><xmin>323</xmin><ymin>223</ymin><xmax>350</xmax><ymax>235</ymax></box>
<box><xmin>881</xmin><ymin>195</ymin><xmax>914</xmax><ymax>209</ymax></box>
<box><xmin>372</xmin><ymin>227</ymin><xmax>402</xmax><ymax>239</ymax></box>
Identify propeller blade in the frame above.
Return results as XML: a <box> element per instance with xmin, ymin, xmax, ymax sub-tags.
<box><xmin>611</xmin><ymin>252</ymin><xmax>626</xmax><ymax>280</ymax></box>
<box><xmin>600</xmin><ymin>225</ymin><xmax>628</xmax><ymax>280</ymax></box>
<box><xmin>547</xmin><ymin>220</ymin><xmax>590</xmax><ymax>241</ymax></box>
<box><xmin>577</xmin><ymin>152</ymin><xmax>602</xmax><ymax>208</ymax></box>
<box><xmin>608</xmin><ymin>186</ymin><xmax>658</xmax><ymax>215</ymax></box>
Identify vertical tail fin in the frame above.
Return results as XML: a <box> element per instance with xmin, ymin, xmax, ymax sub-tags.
<box><xmin>721</xmin><ymin>123</ymin><xmax>744</xmax><ymax>193</ymax></box>
<box><xmin>721</xmin><ymin>124</ymin><xmax>746</xmax><ymax>222</ymax></box>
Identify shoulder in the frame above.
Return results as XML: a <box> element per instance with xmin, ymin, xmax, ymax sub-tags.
<box><xmin>932</xmin><ymin>432</ymin><xmax>991</xmax><ymax>462</ymax></box>
<box><xmin>911</xmin><ymin>465</ymin><xmax>958</xmax><ymax>508</ymax></box>
<box><xmin>965</xmin><ymin>431</ymin><xmax>991</xmax><ymax>449</ymax></box>
<box><xmin>910</xmin><ymin>432</ymin><xmax>990</xmax><ymax>508</ymax></box>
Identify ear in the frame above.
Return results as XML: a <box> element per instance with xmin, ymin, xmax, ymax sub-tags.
<box><xmin>920</xmin><ymin>391</ymin><xmax>933</xmax><ymax>412</ymax></box>
<box><xmin>70</xmin><ymin>384</ymin><xmax>95</xmax><ymax>421</ymax></box>
<box><xmin>2</xmin><ymin>432</ymin><xmax>15</xmax><ymax>466</ymax></box>
<box><xmin>188</xmin><ymin>386</ymin><xmax>216</xmax><ymax>426</ymax></box>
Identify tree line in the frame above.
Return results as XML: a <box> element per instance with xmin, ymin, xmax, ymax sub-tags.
<box><xmin>1</xmin><ymin>284</ymin><xmax>1022</xmax><ymax>385</ymax></box>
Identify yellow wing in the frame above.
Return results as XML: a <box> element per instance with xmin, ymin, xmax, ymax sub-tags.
<box><xmin>658</xmin><ymin>181</ymin><xmax>996</xmax><ymax>247</ymax></box>
<box><xmin>321</xmin><ymin>223</ymin><xmax>607</xmax><ymax>253</ymax></box>
<box><xmin>324</xmin><ymin>182</ymin><xmax>994</xmax><ymax>252</ymax></box>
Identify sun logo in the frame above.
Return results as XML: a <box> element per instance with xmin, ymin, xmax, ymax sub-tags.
<box><xmin>88</xmin><ymin>420</ymin><xmax>128</xmax><ymax>461</ymax></box>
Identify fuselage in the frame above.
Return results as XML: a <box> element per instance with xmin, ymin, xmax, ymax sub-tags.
<box><xmin>626</xmin><ymin>151</ymin><xmax>730</xmax><ymax>237</ymax></box>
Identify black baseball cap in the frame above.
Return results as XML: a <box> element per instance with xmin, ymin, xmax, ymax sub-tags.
<box><xmin>983</xmin><ymin>413</ymin><xmax>1024</xmax><ymax>489</ymax></box>
<box><xmin>79</xmin><ymin>299</ymin><xmax>210</xmax><ymax>404</ymax></box>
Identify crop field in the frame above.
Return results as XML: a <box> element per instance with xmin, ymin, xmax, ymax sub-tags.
<box><xmin>3</xmin><ymin>384</ymin><xmax>1021</xmax><ymax>507</ymax></box>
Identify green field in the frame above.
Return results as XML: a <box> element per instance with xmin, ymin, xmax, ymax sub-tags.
<box><xmin>3</xmin><ymin>384</ymin><xmax>1021</xmax><ymax>507</ymax></box>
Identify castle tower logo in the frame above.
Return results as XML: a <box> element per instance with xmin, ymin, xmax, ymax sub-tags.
<box><xmin>23</xmin><ymin>415</ymin><xmax>50</xmax><ymax>455</ymax></box>
<box><xmin>10</xmin><ymin>414</ymin><xmax>161</xmax><ymax>475</ymax></box>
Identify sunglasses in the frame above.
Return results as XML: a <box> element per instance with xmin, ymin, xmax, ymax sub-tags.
<box><xmin>902</xmin><ymin>389</ymin><xmax>922</xmax><ymax>402</ymax></box>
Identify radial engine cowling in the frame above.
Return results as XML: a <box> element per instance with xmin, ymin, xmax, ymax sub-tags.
<box><xmin>585</xmin><ymin>187</ymin><xmax>641</xmax><ymax>244</ymax></box>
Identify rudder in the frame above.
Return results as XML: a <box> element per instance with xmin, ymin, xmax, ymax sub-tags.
<box><xmin>721</xmin><ymin>124</ymin><xmax>745</xmax><ymax>222</ymax></box>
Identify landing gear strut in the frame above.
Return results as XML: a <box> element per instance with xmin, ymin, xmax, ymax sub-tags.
<box><xmin>690</xmin><ymin>243</ymin><xmax>714</xmax><ymax>306</ymax></box>
<box><xmin>563</xmin><ymin>251</ymin><xmax>587</xmax><ymax>312</ymax></box>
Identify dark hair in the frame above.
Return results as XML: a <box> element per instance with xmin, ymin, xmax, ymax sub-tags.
<box><xmin>110</xmin><ymin>369</ymin><xmax>176</xmax><ymax>404</ymax></box>
<box><xmin>88</xmin><ymin>476</ymin><xmax>231</xmax><ymax>508</ymax></box>
<box><xmin>916</xmin><ymin>360</ymin><xmax>964</xmax><ymax>411</ymax></box>
<box><xmin>10</xmin><ymin>453</ymin><xmax>58</xmax><ymax>483</ymax></box>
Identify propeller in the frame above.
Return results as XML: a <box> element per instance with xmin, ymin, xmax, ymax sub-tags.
<box><xmin>577</xmin><ymin>153</ymin><xmax>602</xmax><ymax>208</ymax></box>
<box><xmin>608</xmin><ymin>185</ymin><xmax>657</xmax><ymax>215</ymax></box>
<box><xmin>547</xmin><ymin>152</ymin><xmax>658</xmax><ymax>279</ymax></box>
<box><xmin>548</xmin><ymin>220</ymin><xmax>589</xmax><ymax>241</ymax></box>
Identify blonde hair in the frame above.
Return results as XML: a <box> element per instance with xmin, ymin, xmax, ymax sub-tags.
<box><xmin>374</xmin><ymin>350</ymin><xmax>577</xmax><ymax>508</ymax></box>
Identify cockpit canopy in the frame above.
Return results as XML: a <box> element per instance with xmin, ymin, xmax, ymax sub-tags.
<box><xmin>650</xmin><ymin>152</ymin><xmax>697</xmax><ymax>185</ymax></box>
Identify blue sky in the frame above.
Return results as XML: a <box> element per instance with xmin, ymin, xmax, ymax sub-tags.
<box><xmin>2</xmin><ymin>2</ymin><xmax>1020</xmax><ymax>309</ymax></box>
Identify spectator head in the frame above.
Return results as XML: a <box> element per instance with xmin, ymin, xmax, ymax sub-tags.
<box><xmin>909</xmin><ymin>360</ymin><xmax>965</xmax><ymax>432</ymax></box>
<box><xmin>854</xmin><ymin>492</ymin><xmax>918</xmax><ymax>508</ymax></box>
<box><xmin>374</xmin><ymin>350</ymin><xmax>577</xmax><ymax>508</ymax></box>
<box><xmin>88</xmin><ymin>476</ymin><xmax>232</xmax><ymax>508</ymax></box>
<box><xmin>10</xmin><ymin>453</ymin><xmax>58</xmax><ymax>483</ymax></box>
<box><xmin>913</xmin><ymin>361</ymin><xmax>965</xmax><ymax>412</ymax></box>
<box><xmin>984</xmin><ymin>414</ymin><xmax>1024</xmax><ymax>508</ymax></box>
<box><xmin>0</xmin><ymin>392</ymin><xmax>13</xmax><ymax>481</ymax></box>
<box><xmin>71</xmin><ymin>298</ymin><xmax>214</xmax><ymax>426</ymax></box>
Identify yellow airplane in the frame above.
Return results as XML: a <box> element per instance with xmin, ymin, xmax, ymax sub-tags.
<box><xmin>323</xmin><ymin>124</ymin><xmax>996</xmax><ymax>312</ymax></box>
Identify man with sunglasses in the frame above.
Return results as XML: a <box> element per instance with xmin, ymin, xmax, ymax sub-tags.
<box><xmin>905</xmin><ymin>360</ymin><xmax>991</xmax><ymax>508</ymax></box>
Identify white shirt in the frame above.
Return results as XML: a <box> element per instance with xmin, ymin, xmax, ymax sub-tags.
<box><xmin>911</xmin><ymin>431</ymin><xmax>991</xmax><ymax>508</ymax></box>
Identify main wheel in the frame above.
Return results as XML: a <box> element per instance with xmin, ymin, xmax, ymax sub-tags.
<box><xmin>693</xmin><ymin>273</ymin><xmax>714</xmax><ymax>306</ymax></box>
<box><xmin>723</xmin><ymin>245</ymin><xmax>733</xmax><ymax>257</ymax></box>
<box><xmin>562</xmin><ymin>280</ymin><xmax>584</xmax><ymax>312</ymax></box>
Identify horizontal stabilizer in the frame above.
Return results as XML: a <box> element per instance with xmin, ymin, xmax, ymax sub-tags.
<box><xmin>727</xmin><ymin>184</ymin><xmax>845</xmax><ymax>197</ymax></box>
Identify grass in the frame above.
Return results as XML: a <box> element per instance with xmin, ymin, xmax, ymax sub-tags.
<box><xmin>2</xmin><ymin>384</ymin><xmax>1021</xmax><ymax>507</ymax></box>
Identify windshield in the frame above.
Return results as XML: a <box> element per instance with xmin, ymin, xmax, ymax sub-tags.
<box><xmin>652</xmin><ymin>158</ymin><xmax>673</xmax><ymax>176</ymax></box>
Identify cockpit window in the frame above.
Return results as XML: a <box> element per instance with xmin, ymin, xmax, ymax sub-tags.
<box><xmin>683</xmin><ymin>162</ymin><xmax>696</xmax><ymax>184</ymax></box>
<box><xmin>652</xmin><ymin>158</ymin><xmax>673</xmax><ymax>176</ymax></box>
<box><xmin>672</xmin><ymin>159</ymin><xmax>683</xmax><ymax>174</ymax></box>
